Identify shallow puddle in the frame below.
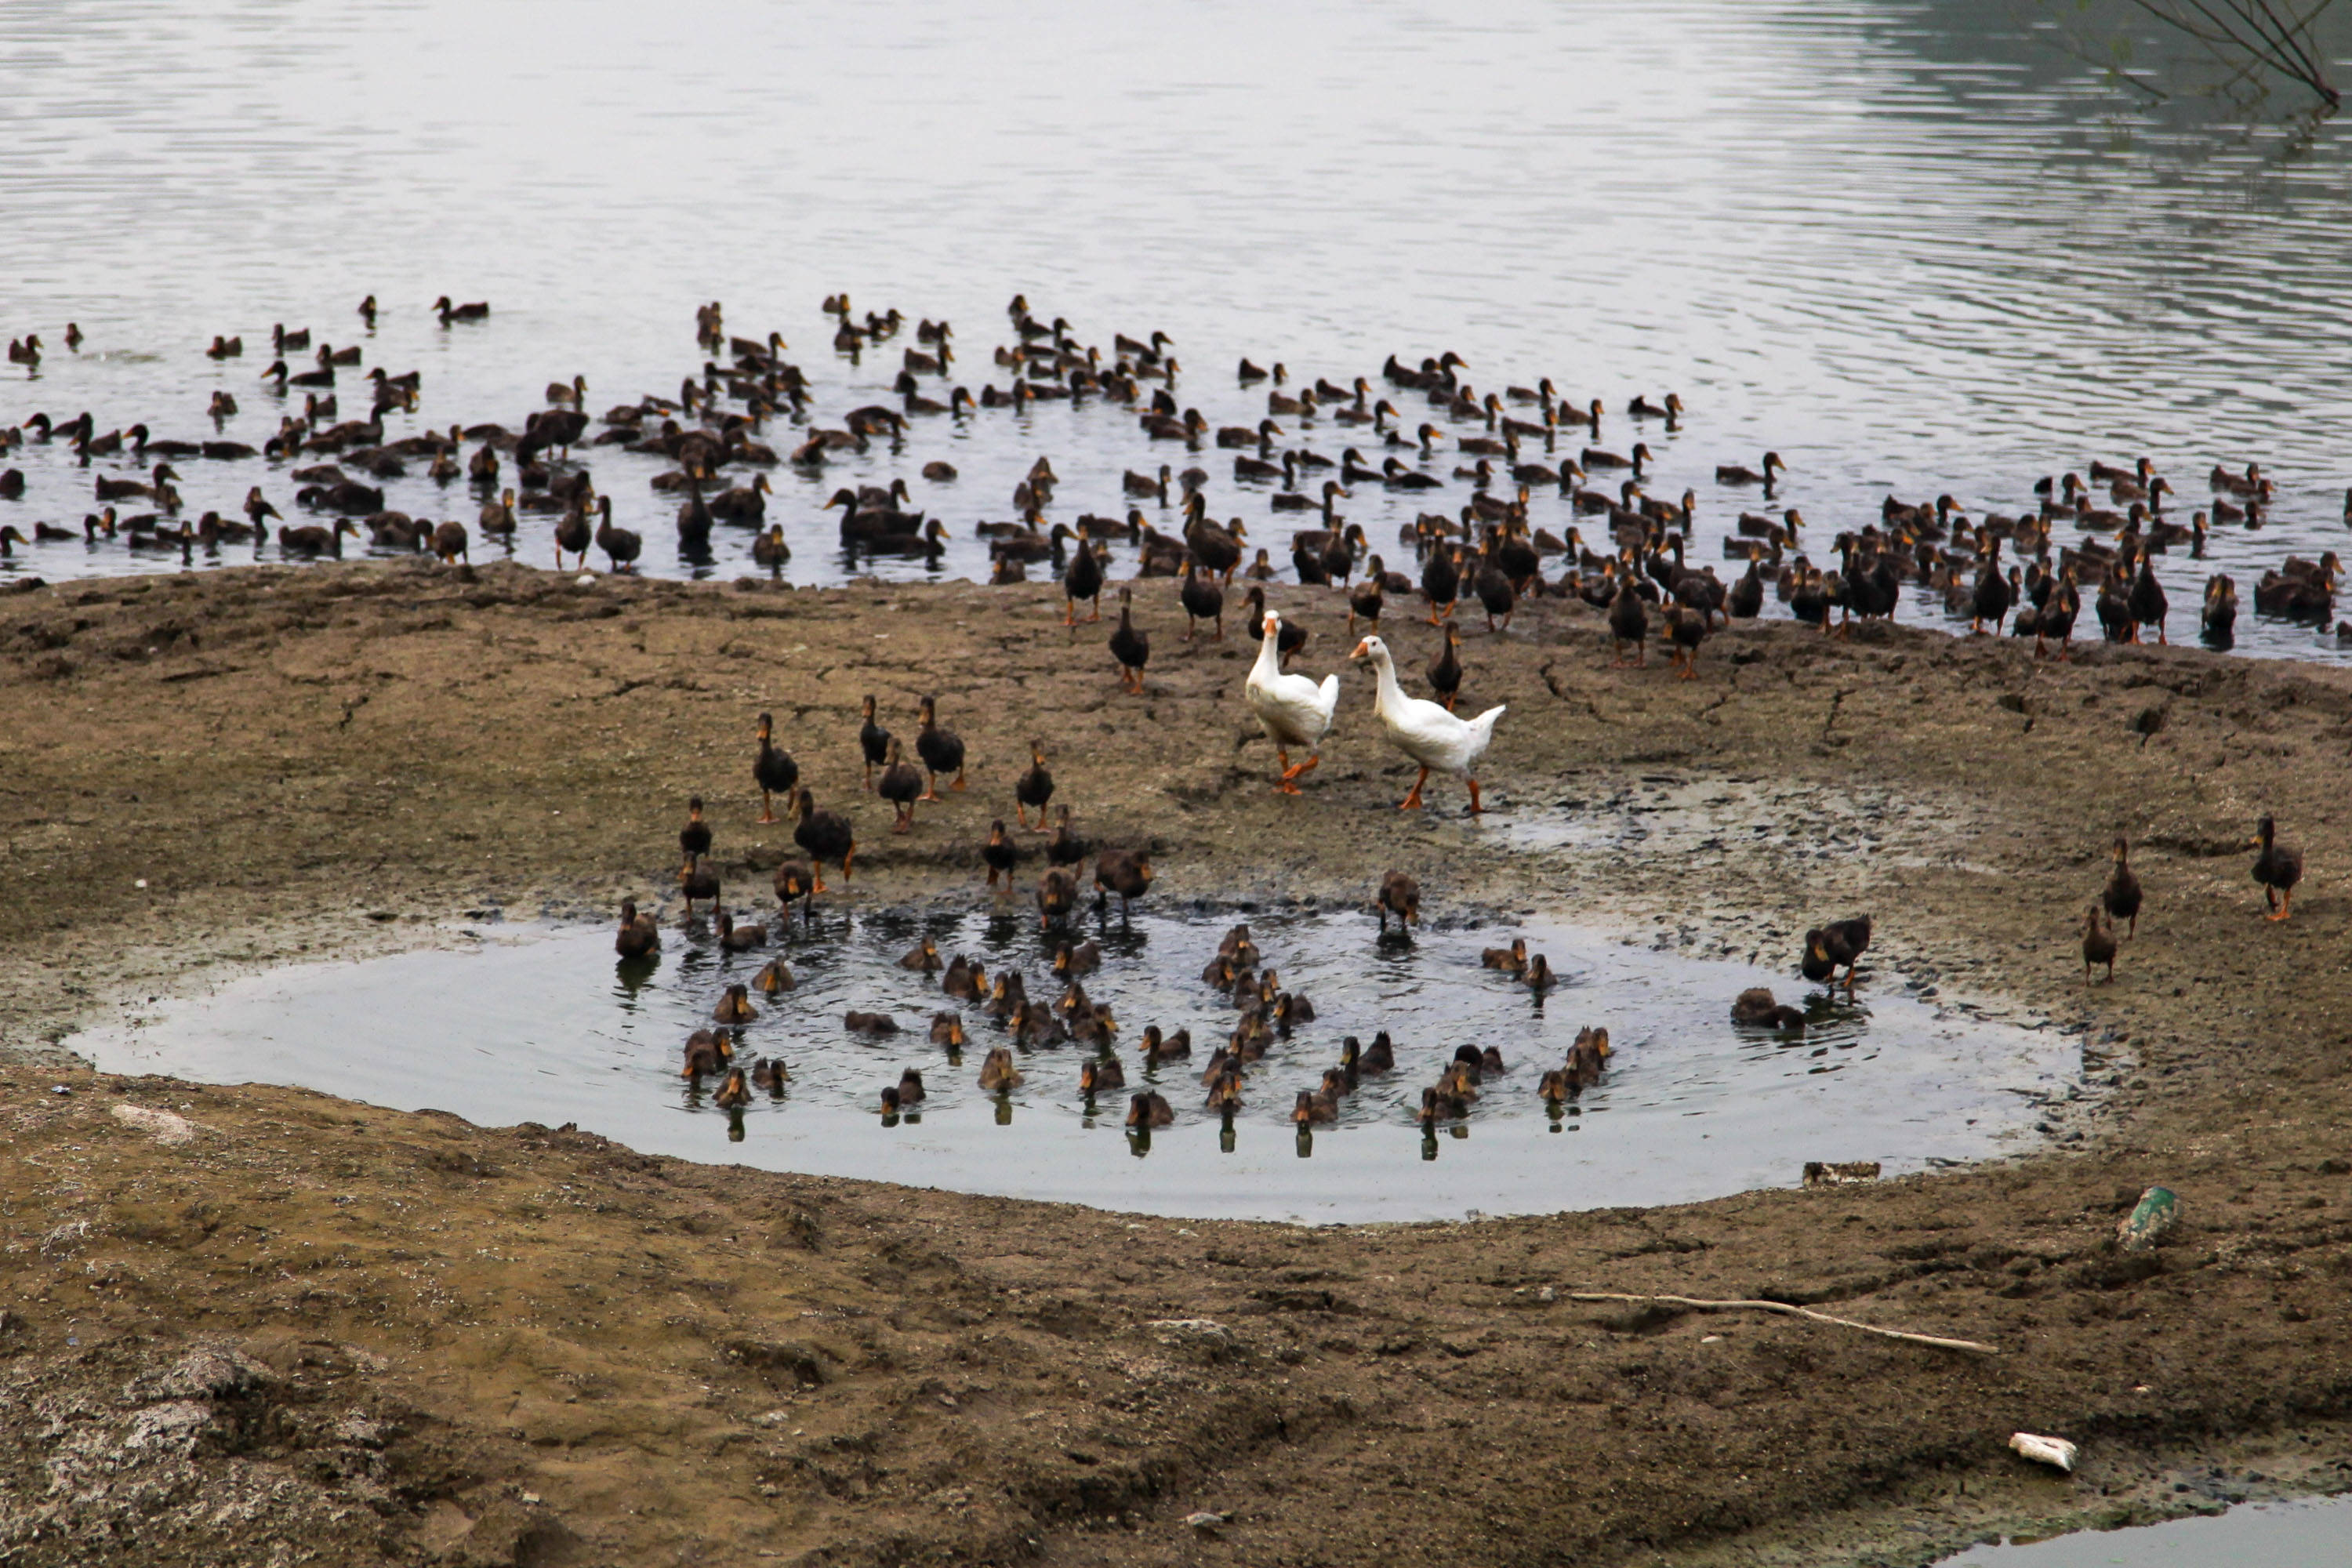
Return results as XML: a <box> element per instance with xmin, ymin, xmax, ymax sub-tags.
<box><xmin>80</xmin><ymin>907</ymin><xmax>2071</xmax><ymax>1223</ymax></box>
<box><xmin>1939</xmin><ymin>1494</ymin><xmax>2352</xmax><ymax>1566</ymax></box>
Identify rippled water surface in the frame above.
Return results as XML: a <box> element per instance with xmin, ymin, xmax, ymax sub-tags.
<box><xmin>4</xmin><ymin>0</ymin><xmax>2350</xmax><ymax>661</ymax></box>
<box><xmin>78</xmin><ymin>909</ymin><xmax>2071</xmax><ymax>1222</ymax></box>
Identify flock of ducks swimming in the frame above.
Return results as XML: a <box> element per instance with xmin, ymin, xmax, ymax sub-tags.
<box><xmin>6</xmin><ymin>297</ymin><xmax>2350</xmax><ymax>682</ymax></box>
<box><xmin>625</xmin><ymin>792</ymin><xmax>1631</xmax><ymax>1141</ymax></box>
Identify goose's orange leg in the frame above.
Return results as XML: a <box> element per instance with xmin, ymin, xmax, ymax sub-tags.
<box><xmin>1398</xmin><ymin>767</ymin><xmax>1428</xmax><ymax>811</ymax></box>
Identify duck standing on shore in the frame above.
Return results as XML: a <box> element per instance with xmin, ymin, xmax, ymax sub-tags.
<box><xmin>2252</xmin><ymin>814</ymin><xmax>2302</xmax><ymax>921</ymax></box>
<box><xmin>1244</xmin><ymin>612</ymin><xmax>1340</xmax><ymax>795</ymax></box>
<box><xmin>2103</xmin><ymin>836</ymin><xmax>2143</xmax><ymax>938</ymax></box>
<box><xmin>914</xmin><ymin>695</ymin><xmax>966</xmax><ymax>798</ymax></box>
<box><xmin>1349</xmin><ymin>634</ymin><xmax>1504</xmax><ymax>813</ymax></box>
<box><xmin>753</xmin><ymin>711</ymin><xmax>798</xmax><ymax>824</ymax></box>
<box><xmin>2081</xmin><ymin>906</ymin><xmax>2118</xmax><ymax>983</ymax></box>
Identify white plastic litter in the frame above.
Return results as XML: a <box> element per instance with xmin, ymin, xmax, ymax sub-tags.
<box><xmin>2009</xmin><ymin>1432</ymin><xmax>2078</xmax><ymax>1472</ymax></box>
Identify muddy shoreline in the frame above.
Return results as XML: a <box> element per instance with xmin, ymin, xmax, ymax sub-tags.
<box><xmin>3</xmin><ymin>560</ymin><xmax>2350</xmax><ymax>1566</ymax></box>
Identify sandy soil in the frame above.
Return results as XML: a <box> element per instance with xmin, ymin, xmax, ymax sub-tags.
<box><xmin>2</xmin><ymin>559</ymin><xmax>2349</xmax><ymax>1567</ymax></box>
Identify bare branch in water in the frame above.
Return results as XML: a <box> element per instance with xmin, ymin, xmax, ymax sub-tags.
<box><xmin>2122</xmin><ymin>0</ymin><xmax>2342</xmax><ymax>107</ymax></box>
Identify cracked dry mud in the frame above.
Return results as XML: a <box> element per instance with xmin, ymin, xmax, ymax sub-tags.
<box><xmin>2</xmin><ymin>560</ymin><xmax>2349</xmax><ymax>1567</ymax></box>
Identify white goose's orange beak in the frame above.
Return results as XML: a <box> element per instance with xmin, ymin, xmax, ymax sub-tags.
<box><xmin>1264</xmin><ymin>613</ymin><xmax>1279</xmax><ymax>636</ymax></box>
<box><xmin>1349</xmin><ymin>638</ymin><xmax>1374</xmax><ymax>659</ymax></box>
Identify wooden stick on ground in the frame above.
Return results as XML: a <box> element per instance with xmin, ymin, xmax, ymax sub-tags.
<box><xmin>1566</xmin><ymin>1291</ymin><xmax>1999</xmax><ymax>1356</ymax></box>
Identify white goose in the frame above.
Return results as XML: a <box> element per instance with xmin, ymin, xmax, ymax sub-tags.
<box><xmin>1349</xmin><ymin>634</ymin><xmax>1504</xmax><ymax>812</ymax></box>
<box><xmin>1244</xmin><ymin>612</ymin><xmax>1340</xmax><ymax>794</ymax></box>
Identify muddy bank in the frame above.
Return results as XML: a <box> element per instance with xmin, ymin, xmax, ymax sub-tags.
<box><xmin>2</xmin><ymin>560</ymin><xmax>2350</xmax><ymax>1566</ymax></box>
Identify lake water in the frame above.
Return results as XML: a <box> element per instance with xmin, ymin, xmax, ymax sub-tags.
<box><xmin>5</xmin><ymin>2</ymin><xmax>2352</xmax><ymax>660</ymax></box>
<box><xmin>1941</xmin><ymin>1494</ymin><xmax>2352</xmax><ymax>1566</ymax></box>
<box><xmin>74</xmin><ymin>908</ymin><xmax>2069</xmax><ymax>1223</ymax></box>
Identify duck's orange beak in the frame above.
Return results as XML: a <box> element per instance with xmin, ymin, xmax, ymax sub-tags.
<box><xmin>1263</xmin><ymin>613</ymin><xmax>1279</xmax><ymax>636</ymax></box>
<box><xmin>1349</xmin><ymin>639</ymin><xmax>1373</xmax><ymax>659</ymax></box>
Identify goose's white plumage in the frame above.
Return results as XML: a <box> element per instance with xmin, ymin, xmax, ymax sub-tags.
<box><xmin>1350</xmin><ymin>634</ymin><xmax>1503</xmax><ymax>811</ymax></box>
<box><xmin>1244</xmin><ymin>613</ymin><xmax>1339</xmax><ymax>793</ymax></box>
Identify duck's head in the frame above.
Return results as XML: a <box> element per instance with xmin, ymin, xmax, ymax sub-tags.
<box><xmin>880</xmin><ymin>1086</ymin><xmax>902</xmax><ymax>1113</ymax></box>
<box><xmin>757</xmin><ymin>710</ymin><xmax>774</xmax><ymax>742</ymax></box>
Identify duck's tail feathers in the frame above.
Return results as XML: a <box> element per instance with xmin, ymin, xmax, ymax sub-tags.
<box><xmin>1468</xmin><ymin>703</ymin><xmax>1507</xmax><ymax>745</ymax></box>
